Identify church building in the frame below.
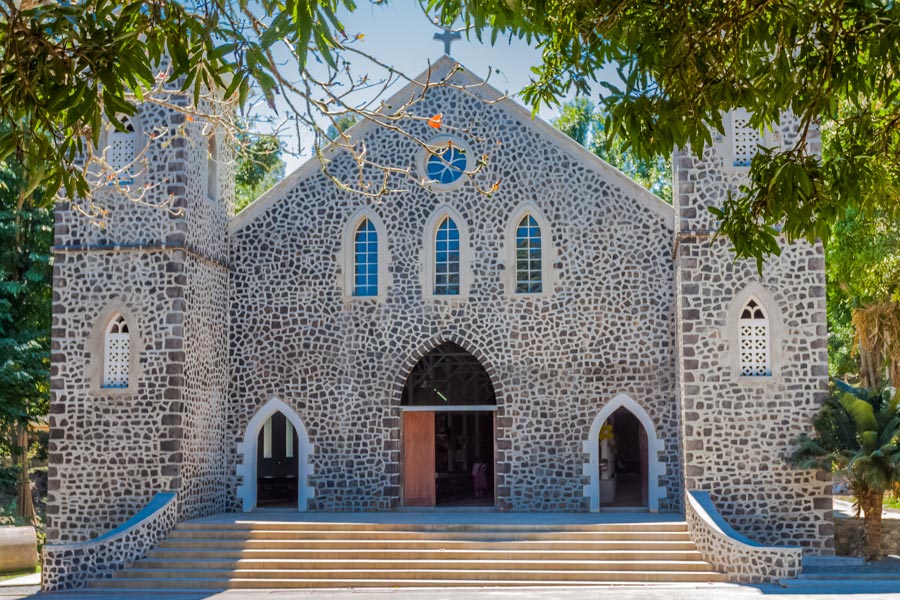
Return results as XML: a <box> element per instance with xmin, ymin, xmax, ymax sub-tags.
<box><xmin>46</xmin><ymin>56</ymin><xmax>832</xmax><ymax>563</ymax></box>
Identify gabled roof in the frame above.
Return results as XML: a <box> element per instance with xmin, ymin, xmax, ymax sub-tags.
<box><xmin>229</xmin><ymin>55</ymin><xmax>674</xmax><ymax>234</ymax></box>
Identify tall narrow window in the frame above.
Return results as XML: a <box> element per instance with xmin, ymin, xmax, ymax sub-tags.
<box><xmin>739</xmin><ymin>299</ymin><xmax>771</xmax><ymax>376</ymax></box>
<box><xmin>515</xmin><ymin>214</ymin><xmax>543</xmax><ymax>293</ymax></box>
<box><xmin>434</xmin><ymin>216</ymin><xmax>460</xmax><ymax>295</ymax></box>
<box><xmin>207</xmin><ymin>134</ymin><xmax>218</xmax><ymax>202</ymax></box>
<box><xmin>732</xmin><ymin>109</ymin><xmax>761</xmax><ymax>168</ymax></box>
<box><xmin>102</xmin><ymin>315</ymin><xmax>130</xmax><ymax>389</ymax></box>
<box><xmin>108</xmin><ymin>116</ymin><xmax>136</xmax><ymax>184</ymax></box>
<box><xmin>263</xmin><ymin>417</ymin><xmax>273</xmax><ymax>459</ymax></box>
<box><xmin>285</xmin><ymin>420</ymin><xmax>294</xmax><ymax>458</ymax></box>
<box><xmin>354</xmin><ymin>218</ymin><xmax>378</xmax><ymax>297</ymax></box>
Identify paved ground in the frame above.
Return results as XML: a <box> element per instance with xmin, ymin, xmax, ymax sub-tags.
<box><xmin>4</xmin><ymin>583</ymin><xmax>900</xmax><ymax>600</ymax></box>
<box><xmin>833</xmin><ymin>499</ymin><xmax>900</xmax><ymax>519</ymax></box>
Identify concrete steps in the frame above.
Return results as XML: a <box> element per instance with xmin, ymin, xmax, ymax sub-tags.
<box><xmin>89</xmin><ymin>519</ymin><xmax>727</xmax><ymax>589</ymax></box>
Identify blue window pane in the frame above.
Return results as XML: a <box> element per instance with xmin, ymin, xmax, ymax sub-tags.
<box><xmin>426</xmin><ymin>146</ymin><xmax>466</xmax><ymax>185</ymax></box>
<box><xmin>514</xmin><ymin>214</ymin><xmax>543</xmax><ymax>293</ymax></box>
<box><xmin>353</xmin><ymin>218</ymin><xmax>378</xmax><ymax>297</ymax></box>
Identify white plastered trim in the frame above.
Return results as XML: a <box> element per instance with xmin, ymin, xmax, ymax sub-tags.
<box><xmin>724</xmin><ymin>283</ymin><xmax>785</xmax><ymax>383</ymax></box>
<box><xmin>86</xmin><ymin>299</ymin><xmax>143</xmax><ymax>397</ymax></box>
<box><xmin>583</xmin><ymin>393</ymin><xmax>666</xmax><ymax>512</ymax></box>
<box><xmin>236</xmin><ymin>397</ymin><xmax>315</xmax><ymax>512</ymax></box>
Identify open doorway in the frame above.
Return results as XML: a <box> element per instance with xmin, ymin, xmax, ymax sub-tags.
<box><xmin>401</xmin><ymin>342</ymin><xmax>496</xmax><ymax>507</ymax></box>
<box><xmin>435</xmin><ymin>411</ymin><xmax>494</xmax><ymax>506</ymax></box>
<box><xmin>256</xmin><ymin>412</ymin><xmax>299</xmax><ymax>508</ymax></box>
<box><xmin>598</xmin><ymin>407</ymin><xmax>648</xmax><ymax>508</ymax></box>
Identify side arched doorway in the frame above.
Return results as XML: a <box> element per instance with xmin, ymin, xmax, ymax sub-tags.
<box><xmin>585</xmin><ymin>394</ymin><xmax>665</xmax><ymax>512</ymax></box>
<box><xmin>236</xmin><ymin>398</ymin><xmax>314</xmax><ymax>512</ymax></box>
<box><xmin>401</xmin><ymin>342</ymin><xmax>496</xmax><ymax>507</ymax></box>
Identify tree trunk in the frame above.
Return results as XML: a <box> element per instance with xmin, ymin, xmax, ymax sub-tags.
<box><xmin>13</xmin><ymin>424</ymin><xmax>35</xmax><ymax>523</ymax></box>
<box><xmin>860</xmin><ymin>347</ymin><xmax>879</xmax><ymax>389</ymax></box>
<box><xmin>860</xmin><ymin>489</ymin><xmax>884</xmax><ymax>561</ymax></box>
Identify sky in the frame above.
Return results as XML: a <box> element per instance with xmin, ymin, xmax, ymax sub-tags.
<box><xmin>271</xmin><ymin>2</ymin><xmax>617</xmax><ymax>174</ymax></box>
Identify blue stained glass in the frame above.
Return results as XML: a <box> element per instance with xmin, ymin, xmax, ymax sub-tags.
<box><xmin>353</xmin><ymin>219</ymin><xmax>378</xmax><ymax>297</ymax></box>
<box><xmin>426</xmin><ymin>145</ymin><xmax>467</xmax><ymax>185</ymax></box>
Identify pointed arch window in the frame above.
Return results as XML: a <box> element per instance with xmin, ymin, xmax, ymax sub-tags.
<box><xmin>434</xmin><ymin>216</ymin><xmax>460</xmax><ymax>295</ymax></box>
<box><xmin>206</xmin><ymin>133</ymin><xmax>219</xmax><ymax>202</ymax></box>
<box><xmin>102</xmin><ymin>314</ymin><xmax>131</xmax><ymax>388</ymax></box>
<box><xmin>108</xmin><ymin>116</ymin><xmax>137</xmax><ymax>185</ymax></box>
<box><xmin>739</xmin><ymin>299</ymin><xmax>771</xmax><ymax>376</ymax></box>
<box><xmin>353</xmin><ymin>218</ymin><xmax>378</xmax><ymax>297</ymax></box>
<box><xmin>732</xmin><ymin>108</ymin><xmax>761</xmax><ymax>168</ymax></box>
<box><xmin>515</xmin><ymin>214</ymin><xmax>543</xmax><ymax>293</ymax></box>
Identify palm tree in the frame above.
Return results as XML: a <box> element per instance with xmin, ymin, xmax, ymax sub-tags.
<box><xmin>791</xmin><ymin>385</ymin><xmax>900</xmax><ymax>560</ymax></box>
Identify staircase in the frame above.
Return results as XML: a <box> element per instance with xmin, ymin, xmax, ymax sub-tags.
<box><xmin>90</xmin><ymin>518</ymin><xmax>728</xmax><ymax>589</ymax></box>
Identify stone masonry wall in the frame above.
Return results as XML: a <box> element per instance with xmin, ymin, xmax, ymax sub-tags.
<box><xmin>227</xmin><ymin>61</ymin><xmax>682</xmax><ymax>513</ymax></box>
<box><xmin>48</xmin><ymin>91</ymin><xmax>231</xmax><ymax>541</ymax></box>
<box><xmin>674</xmin><ymin>116</ymin><xmax>832</xmax><ymax>551</ymax></box>
<box><xmin>48</xmin><ymin>248</ymin><xmax>186</xmax><ymax>542</ymax></box>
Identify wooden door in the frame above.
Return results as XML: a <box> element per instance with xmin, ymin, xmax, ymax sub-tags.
<box><xmin>403</xmin><ymin>411</ymin><xmax>435</xmax><ymax>506</ymax></box>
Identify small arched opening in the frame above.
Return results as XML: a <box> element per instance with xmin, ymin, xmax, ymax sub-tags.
<box><xmin>236</xmin><ymin>398</ymin><xmax>314</xmax><ymax>512</ymax></box>
<box><xmin>598</xmin><ymin>408</ymin><xmax>648</xmax><ymax>508</ymax></box>
<box><xmin>401</xmin><ymin>342</ymin><xmax>496</xmax><ymax>507</ymax></box>
<box><xmin>585</xmin><ymin>394</ymin><xmax>665</xmax><ymax>512</ymax></box>
<box><xmin>256</xmin><ymin>412</ymin><xmax>299</xmax><ymax>508</ymax></box>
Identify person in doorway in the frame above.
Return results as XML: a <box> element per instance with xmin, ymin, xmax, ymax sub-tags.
<box><xmin>472</xmin><ymin>458</ymin><xmax>488</xmax><ymax>498</ymax></box>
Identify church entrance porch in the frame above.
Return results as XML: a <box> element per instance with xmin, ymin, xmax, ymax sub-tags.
<box><xmin>400</xmin><ymin>343</ymin><xmax>497</xmax><ymax>508</ymax></box>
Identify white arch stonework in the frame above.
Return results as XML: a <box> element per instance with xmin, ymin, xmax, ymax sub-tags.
<box><xmin>583</xmin><ymin>393</ymin><xmax>666</xmax><ymax>512</ymax></box>
<box><xmin>236</xmin><ymin>397</ymin><xmax>315</xmax><ymax>512</ymax></box>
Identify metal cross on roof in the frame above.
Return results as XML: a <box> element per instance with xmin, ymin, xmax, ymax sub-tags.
<box><xmin>433</xmin><ymin>28</ymin><xmax>462</xmax><ymax>56</ymax></box>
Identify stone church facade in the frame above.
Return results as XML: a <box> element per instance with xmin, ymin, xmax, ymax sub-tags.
<box><xmin>46</xmin><ymin>57</ymin><xmax>832</xmax><ymax>553</ymax></box>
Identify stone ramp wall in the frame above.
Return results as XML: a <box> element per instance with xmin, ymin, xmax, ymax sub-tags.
<box><xmin>685</xmin><ymin>490</ymin><xmax>802</xmax><ymax>583</ymax></box>
<box><xmin>41</xmin><ymin>492</ymin><xmax>177</xmax><ymax>591</ymax></box>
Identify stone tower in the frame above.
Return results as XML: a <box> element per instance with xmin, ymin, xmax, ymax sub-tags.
<box><xmin>47</xmin><ymin>97</ymin><xmax>233</xmax><ymax>542</ymax></box>
<box><xmin>673</xmin><ymin>111</ymin><xmax>833</xmax><ymax>552</ymax></box>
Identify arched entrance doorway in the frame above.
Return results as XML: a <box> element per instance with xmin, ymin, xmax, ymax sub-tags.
<box><xmin>598</xmin><ymin>408</ymin><xmax>648</xmax><ymax>507</ymax></box>
<box><xmin>585</xmin><ymin>394</ymin><xmax>666</xmax><ymax>512</ymax></box>
<box><xmin>236</xmin><ymin>397</ymin><xmax>314</xmax><ymax>512</ymax></box>
<box><xmin>256</xmin><ymin>412</ymin><xmax>299</xmax><ymax>508</ymax></box>
<box><xmin>401</xmin><ymin>342</ymin><xmax>496</xmax><ymax>507</ymax></box>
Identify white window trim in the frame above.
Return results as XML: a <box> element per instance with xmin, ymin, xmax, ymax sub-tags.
<box><xmin>101</xmin><ymin>315</ymin><xmax>131</xmax><ymax>389</ymax></box>
<box><xmin>725</xmin><ymin>109</ymin><xmax>776</xmax><ymax>173</ymax></box>
<box><xmin>99</xmin><ymin>114</ymin><xmax>146</xmax><ymax>188</ymax></box>
<box><xmin>206</xmin><ymin>131</ymin><xmax>220</xmax><ymax>204</ymax></box>
<box><xmin>417</xmin><ymin>135</ymin><xmax>474</xmax><ymax>192</ymax></box>
<box><xmin>725</xmin><ymin>284</ymin><xmax>784</xmax><ymax>383</ymax></box>
<box><xmin>502</xmin><ymin>202</ymin><xmax>557</xmax><ymax>298</ymax></box>
<box><xmin>420</xmin><ymin>205</ymin><xmax>472</xmax><ymax>301</ymax></box>
<box><xmin>87</xmin><ymin>300</ymin><xmax>142</xmax><ymax>397</ymax></box>
<box><xmin>337</xmin><ymin>207</ymin><xmax>391</xmax><ymax>301</ymax></box>
<box><xmin>738</xmin><ymin>300</ymin><xmax>771</xmax><ymax>377</ymax></box>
